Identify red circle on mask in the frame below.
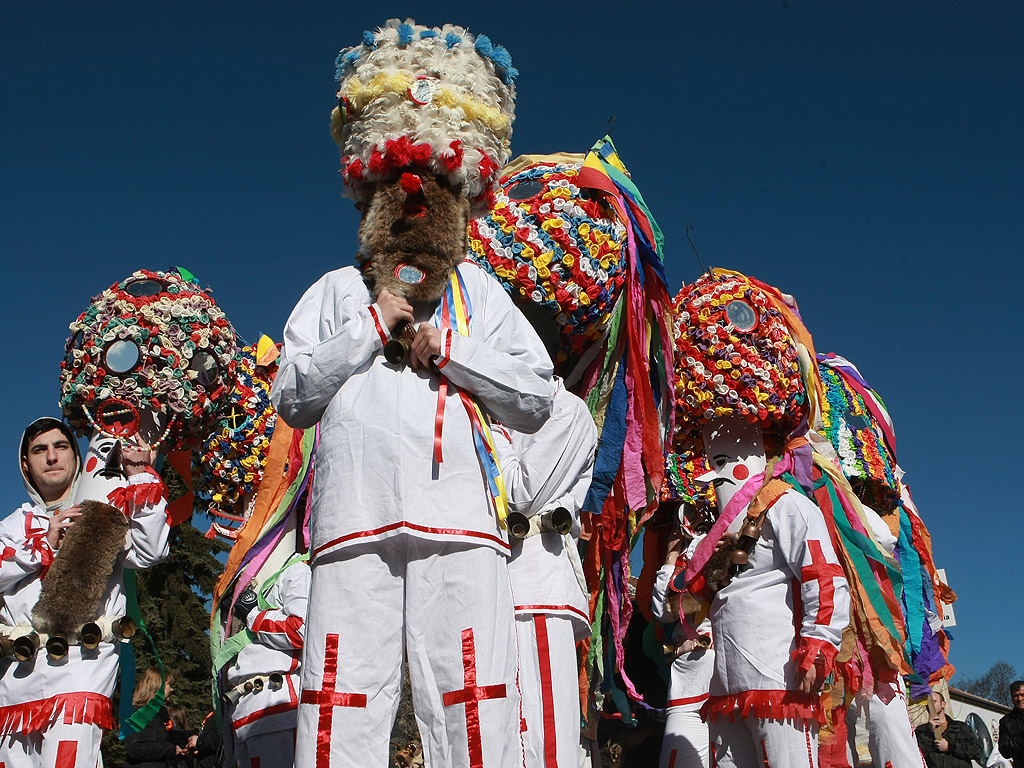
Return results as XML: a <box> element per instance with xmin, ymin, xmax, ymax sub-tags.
<box><xmin>733</xmin><ymin>464</ymin><xmax>750</xmax><ymax>481</ymax></box>
<box><xmin>86</xmin><ymin>456</ymin><xmax>98</xmax><ymax>473</ymax></box>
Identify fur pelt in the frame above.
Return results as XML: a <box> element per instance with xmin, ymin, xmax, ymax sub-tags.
<box><xmin>32</xmin><ymin>500</ymin><xmax>128</xmax><ymax>634</ymax></box>
<box><xmin>359</xmin><ymin>171</ymin><xmax>470</xmax><ymax>303</ymax></box>
<box><xmin>703</xmin><ymin>532</ymin><xmax>740</xmax><ymax>595</ymax></box>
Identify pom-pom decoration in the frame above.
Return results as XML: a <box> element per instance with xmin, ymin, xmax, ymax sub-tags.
<box><xmin>193</xmin><ymin>336</ymin><xmax>280</xmax><ymax>539</ymax></box>
<box><xmin>673</xmin><ymin>269</ymin><xmax>819</xmax><ymax>451</ymax></box>
<box><xmin>467</xmin><ymin>154</ymin><xmax>627</xmax><ymax>363</ymax></box>
<box><xmin>331</xmin><ymin>18</ymin><xmax>516</xmax><ymax>209</ymax></box>
<box><xmin>817</xmin><ymin>353</ymin><xmax>900</xmax><ymax>513</ymax></box>
<box><xmin>59</xmin><ymin>269</ymin><xmax>238</xmax><ymax>450</ymax></box>
<box><xmin>662</xmin><ymin>451</ymin><xmax>716</xmax><ymax>507</ymax></box>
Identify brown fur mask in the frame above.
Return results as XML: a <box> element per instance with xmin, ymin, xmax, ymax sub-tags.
<box><xmin>32</xmin><ymin>500</ymin><xmax>129</xmax><ymax>634</ymax></box>
<box><xmin>358</xmin><ymin>170</ymin><xmax>470</xmax><ymax>303</ymax></box>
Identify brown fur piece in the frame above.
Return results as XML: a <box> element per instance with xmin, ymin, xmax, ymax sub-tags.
<box><xmin>359</xmin><ymin>171</ymin><xmax>470</xmax><ymax>303</ymax></box>
<box><xmin>703</xmin><ymin>532</ymin><xmax>740</xmax><ymax>595</ymax></box>
<box><xmin>32</xmin><ymin>500</ymin><xmax>128</xmax><ymax>634</ymax></box>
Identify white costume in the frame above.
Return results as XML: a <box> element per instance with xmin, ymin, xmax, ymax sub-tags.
<box><xmin>271</xmin><ymin>260</ymin><xmax>554</xmax><ymax>768</ymax></box>
<box><xmin>0</xmin><ymin>462</ymin><xmax>169</xmax><ymax>768</ymax></box>
<box><xmin>490</xmin><ymin>379</ymin><xmax>596</xmax><ymax>768</ymax></box>
<box><xmin>226</xmin><ymin>557</ymin><xmax>311</xmax><ymax>768</ymax></box>
<box><xmin>706</xmin><ymin>490</ymin><xmax>850</xmax><ymax>768</ymax></box>
<box><xmin>650</xmin><ymin>550</ymin><xmax>714</xmax><ymax>768</ymax></box>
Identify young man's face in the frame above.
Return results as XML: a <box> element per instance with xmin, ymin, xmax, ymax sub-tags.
<box><xmin>1012</xmin><ymin>687</ymin><xmax>1024</xmax><ymax>711</ymax></box>
<box><xmin>22</xmin><ymin>428</ymin><xmax>76</xmax><ymax>503</ymax></box>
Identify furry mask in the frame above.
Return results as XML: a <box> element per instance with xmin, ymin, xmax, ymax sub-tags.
<box><xmin>359</xmin><ymin>170</ymin><xmax>470</xmax><ymax>303</ymax></box>
<box><xmin>32</xmin><ymin>500</ymin><xmax>129</xmax><ymax>634</ymax></box>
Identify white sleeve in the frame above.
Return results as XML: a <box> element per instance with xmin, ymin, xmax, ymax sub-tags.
<box><xmin>123</xmin><ymin>470</ymin><xmax>170</xmax><ymax>569</ymax></box>
<box><xmin>248</xmin><ymin>562</ymin><xmax>310</xmax><ymax>652</ymax></box>
<box><xmin>0</xmin><ymin>509</ymin><xmax>52</xmax><ymax>593</ymax></box>
<box><xmin>650</xmin><ymin>563</ymin><xmax>675</xmax><ymax>623</ymax></box>
<box><xmin>271</xmin><ymin>272</ymin><xmax>390</xmax><ymax>429</ymax></box>
<box><xmin>433</xmin><ymin>267</ymin><xmax>555</xmax><ymax>433</ymax></box>
<box><xmin>503</xmin><ymin>388</ymin><xmax>597</xmax><ymax>525</ymax></box>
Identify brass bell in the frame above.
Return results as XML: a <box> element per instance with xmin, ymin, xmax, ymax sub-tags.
<box><xmin>547</xmin><ymin>507</ymin><xmax>572</xmax><ymax>535</ymax></box>
<box><xmin>46</xmin><ymin>632</ymin><xmax>70</xmax><ymax>659</ymax></box>
<box><xmin>13</xmin><ymin>633</ymin><xmax>39</xmax><ymax>661</ymax></box>
<box><xmin>114</xmin><ymin>616</ymin><xmax>136</xmax><ymax>639</ymax></box>
<box><xmin>507</xmin><ymin>512</ymin><xmax>530</xmax><ymax>540</ymax></box>
<box><xmin>268</xmin><ymin>673</ymin><xmax>284</xmax><ymax>691</ymax></box>
<box><xmin>251</xmin><ymin>677</ymin><xmax>264</xmax><ymax>693</ymax></box>
<box><xmin>79</xmin><ymin>622</ymin><xmax>102</xmax><ymax>650</ymax></box>
<box><xmin>383</xmin><ymin>321</ymin><xmax>416</xmax><ymax>366</ymax></box>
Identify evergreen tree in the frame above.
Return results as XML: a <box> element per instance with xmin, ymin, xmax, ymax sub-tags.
<box><xmin>101</xmin><ymin>518</ymin><xmax>228</xmax><ymax>767</ymax></box>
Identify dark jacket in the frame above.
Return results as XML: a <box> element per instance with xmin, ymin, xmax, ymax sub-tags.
<box><xmin>916</xmin><ymin>717</ymin><xmax>984</xmax><ymax>768</ymax></box>
<box><xmin>1000</xmin><ymin>707</ymin><xmax>1024</xmax><ymax>762</ymax></box>
<box><xmin>124</xmin><ymin>706</ymin><xmax>190</xmax><ymax>768</ymax></box>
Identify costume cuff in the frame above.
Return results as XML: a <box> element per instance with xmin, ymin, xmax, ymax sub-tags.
<box><xmin>792</xmin><ymin>636</ymin><xmax>839</xmax><ymax>677</ymax></box>
<box><xmin>367</xmin><ymin>304</ymin><xmax>390</xmax><ymax>347</ymax></box>
<box><xmin>434</xmin><ymin>328</ymin><xmax>454</xmax><ymax>369</ymax></box>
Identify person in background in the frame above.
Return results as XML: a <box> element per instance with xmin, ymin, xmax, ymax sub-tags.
<box><xmin>998</xmin><ymin>680</ymin><xmax>1024</xmax><ymax>765</ymax></box>
<box><xmin>915</xmin><ymin>690</ymin><xmax>983</xmax><ymax>768</ymax></box>
<box><xmin>124</xmin><ymin>669</ymin><xmax>196</xmax><ymax>768</ymax></box>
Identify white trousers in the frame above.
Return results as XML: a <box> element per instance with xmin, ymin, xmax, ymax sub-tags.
<box><xmin>660</xmin><ymin>707</ymin><xmax>709</xmax><ymax>768</ymax></box>
<box><xmin>295</xmin><ymin>538</ymin><xmax>522</xmax><ymax>768</ymax></box>
<box><xmin>711</xmin><ymin>716</ymin><xmax>818</xmax><ymax>768</ymax></box>
<box><xmin>516</xmin><ymin>613</ymin><xmax>582</xmax><ymax>768</ymax></box>
<box><xmin>847</xmin><ymin>678</ymin><xmax>925</xmax><ymax>768</ymax></box>
<box><xmin>0</xmin><ymin>722</ymin><xmax>103</xmax><ymax>768</ymax></box>
<box><xmin>235</xmin><ymin>727</ymin><xmax>296</xmax><ymax>768</ymax></box>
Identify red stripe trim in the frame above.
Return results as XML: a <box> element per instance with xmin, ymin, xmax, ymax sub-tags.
<box><xmin>368</xmin><ymin>304</ymin><xmax>389</xmax><ymax>346</ymax></box>
<box><xmin>514</xmin><ymin>604</ymin><xmax>589</xmax><ymax>623</ymax></box>
<box><xmin>804</xmin><ymin>719</ymin><xmax>814</xmax><ymax>767</ymax></box>
<box><xmin>313</xmin><ymin>521</ymin><xmax>509</xmax><ymax>558</ymax></box>
<box><xmin>56</xmin><ymin>741</ymin><xmax>77</xmax><ymax>768</ymax></box>
<box><xmin>232</xmin><ymin>700</ymin><xmax>299</xmax><ymax>729</ymax></box>
<box><xmin>668</xmin><ymin>749</ymin><xmax>677</xmax><ymax>768</ymax></box>
<box><xmin>251</xmin><ymin>612</ymin><xmax>304</xmax><ymax>648</ymax></box>
<box><xmin>533</xmin><ymin>615</ymin><xmax>559</xmax><ymax>768</ymax></box>
<box><xmin>436</xmin><ymin>328</ymin><xmax>453</xmax><ymax>369</ymax></box>
<box><xmin>666</xmin><ymin>693</ymin><xmax>710</xmax><ymax>707</ymax></box>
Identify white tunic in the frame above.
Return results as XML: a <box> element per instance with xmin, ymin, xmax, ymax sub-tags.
<box><xmin>0</xmin><ymin>470</ymin><xmax>170</xmax><ymax>736</ymax></box>
<box><xmin>706</xmin><ymin>489</ymin><xmax>850</xmax><ymax>724</ymax></box>
<box><xmin>270</xmin><ymin>261</ymin><xmax>554</xmax><ymax>560</ymax></box>
<box><xmin>491</xmin><ymin>380</ymin><xmax>597</xmax><ymax>640</ymax></box>
<box><xmin>226</xmin><ymin>559</ymin><xmax>310</xmax><ymax>742</ymax></box>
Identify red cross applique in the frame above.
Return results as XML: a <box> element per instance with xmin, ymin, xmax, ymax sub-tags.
<box><xmin>800</xmin><ymin>540</ymin><xmax>845</xmax><ymax>624</ymax></box>
<box><xmin>299</xmin><ymin>634</ymin><xmax>367</xmax><ymax>768</ymax></box>
<box><xmin>442</xmin><ymin>628</ymin><xmax>507</xmax><ymax>768</ymax></box>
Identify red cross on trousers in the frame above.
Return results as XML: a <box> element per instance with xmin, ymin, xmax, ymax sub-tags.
<box><xmin>300</xmin><ymin>633</ymin><xmax>367</xmax><ymax>768</ymax></box>
<box><xmin>800</xmin><ymin>540</ymin><xmax>845</xmax><ymax>624</ymax></box>
<box><xmin>442</xmin><ymin>627</ymin><xmax>507</xmax><ymax>768</ymax></box>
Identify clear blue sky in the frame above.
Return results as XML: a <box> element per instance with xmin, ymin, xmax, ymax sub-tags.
<box><xmin>2</xmin><ymin>3</ymin><xmax>1021</xmax><ymax>682</ymax></box>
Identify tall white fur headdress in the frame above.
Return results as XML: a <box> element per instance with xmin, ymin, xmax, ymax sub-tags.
<box><xmin>331</xmin><ymin>19</ymin><xmax>517</xmax><ymax>207</ymax></box>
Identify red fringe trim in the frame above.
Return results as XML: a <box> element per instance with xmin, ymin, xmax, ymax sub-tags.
<box><xmin>0</xmin><ymin>692</ymin><xmax>114</xmax><ymax>737</ymax></box>
<box><xmin>792</xmin><ymin>636</ymin><xmax>839</xmax><ymax>677</ymax></box>
<box><xmin>702</xmin><ymin>689</ymin><xmax>825</xmax><ymax>726</ymax></box>
<box><xmin>106</xmin><ymin>480</ymin><xmax>166</xmax><ymax>515</ymax></box>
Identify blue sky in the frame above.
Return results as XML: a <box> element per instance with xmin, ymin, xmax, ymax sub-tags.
<box><xmin>2</xmin><ymin>3</ymin><xmax>1021</xmax><ymax>681</ymax></box>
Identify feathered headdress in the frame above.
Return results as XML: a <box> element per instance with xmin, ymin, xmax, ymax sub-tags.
<box><xmin>331</xmin><ymin>19</ymin><xmax>516</xmax><ymax>209</ymax></box>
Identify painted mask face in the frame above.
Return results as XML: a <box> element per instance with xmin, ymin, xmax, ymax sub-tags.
<box><xmin>60</xmin><ymin>269</ymin><xmax>239</xmax><ymax>451</ymax></box>
<box><xmin>75</xmin><ymin>433</ymin><xmax>129</xmax><ymax>506</ymax></box>
<box><xmin>699</xmin><ymin>415</ymin><xmax>767</xmax><ymax>517</ymax></box>
<box><xmin>358</xmin><ymin>170</ymin><xmax>471</xmax><ymax>304</ymax></box>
